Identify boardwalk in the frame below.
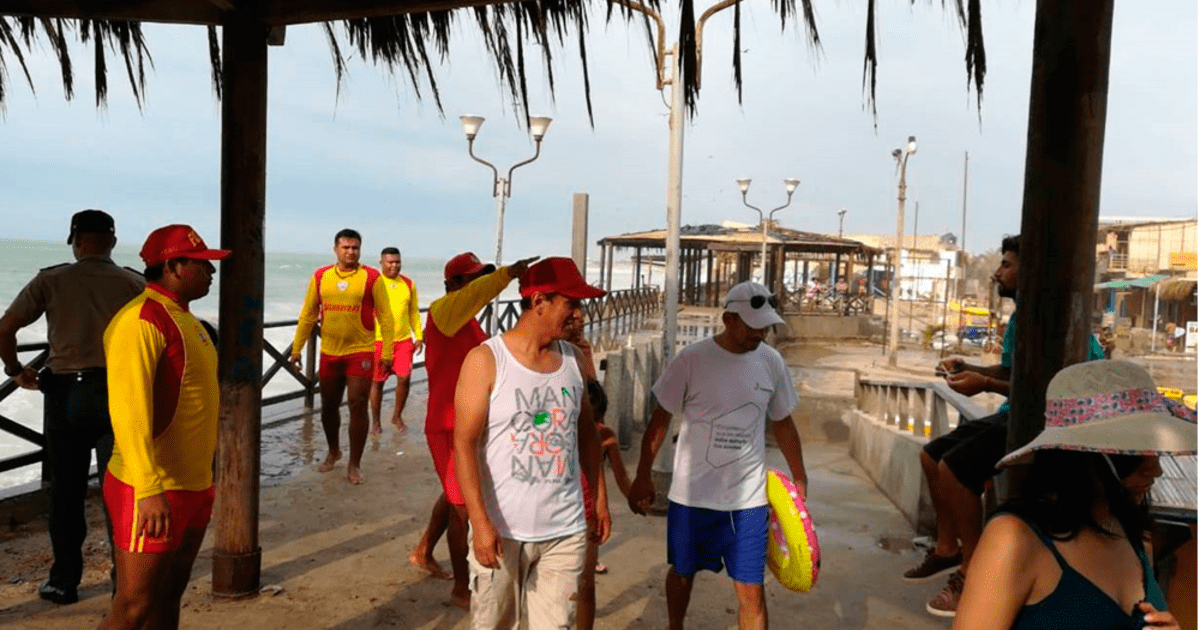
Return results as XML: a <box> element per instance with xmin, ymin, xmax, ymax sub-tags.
<box><xmin>0</xmin><ymin>364</ymin><xmax>952</xmax><ymax>629</ymax></box>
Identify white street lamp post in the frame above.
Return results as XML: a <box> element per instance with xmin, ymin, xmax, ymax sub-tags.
<box><xmin>838</xmin><ymin>208</ymin><xmax>848</xmax><ymax>238</ymax></box>
<box><xmin>460</xmin><ymin>114</ymin><xmax>552</xmax><ymax>334</ymax></box>
<box><xmin>888</xmin><ymin>135</ymin><xmax>917</xmax><ymax>367</ymax></box>
<box><xmin>737</xmin><ymin>177</ymin><xmax>800</xmax><ymax>287</ymax></box>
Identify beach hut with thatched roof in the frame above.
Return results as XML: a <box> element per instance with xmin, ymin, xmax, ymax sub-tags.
<box><xmin>597</xmin><ymin>222</ymin><xmax>881</xmax><ymax>313</ymax></box>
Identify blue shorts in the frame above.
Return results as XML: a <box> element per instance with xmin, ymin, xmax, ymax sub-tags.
<box><xmin>667</xmin><ymin>501</ymin><xmax>768</xmax><ymax>585</ymax></box>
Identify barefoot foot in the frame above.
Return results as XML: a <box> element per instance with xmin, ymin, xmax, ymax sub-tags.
<box><xmin>450</xmin><ymin>590</ymin><xmax>471</xmax><ymax>610</ymax></box>
<box><xmin>317</xmin><ymin>451</ymin><xmax>342</xmax><ymax>473</ymax></box>
<box><xmin>391</xmin><ymin>418</ymin><xmax>407</xmax><ymax>434</ymax></box>
<box><xmin>347</xmin><ymin>465</ymin><xmax>366</xmax><ymax>485</ymax></box>
<box><xmin>370</xmin><ymin>422</ymin><xmax>383</xmax><ymax>436</ymax></box>
<box><xmin>408</xmin><ymin>550</ymin><xmax>452</xmax><ymax>580</ymax></box>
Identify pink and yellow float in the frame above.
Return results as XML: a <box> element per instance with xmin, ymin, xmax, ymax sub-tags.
<box><xmin>765</xmin><ymin>469</ymin><xmax>820</xmax><ymax>592</ymax></box>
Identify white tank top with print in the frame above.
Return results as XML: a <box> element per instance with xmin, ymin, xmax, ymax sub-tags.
<box><xmin>478</xmin><ymin>336</ymin><xmax>587</xmax><ymax>542</ymax></box>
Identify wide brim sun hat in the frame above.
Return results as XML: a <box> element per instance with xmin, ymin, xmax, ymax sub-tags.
<box><xmin>998</xmin><ymin>360</ymin><xmax>1197</xmax><ymax>468</ymax></box>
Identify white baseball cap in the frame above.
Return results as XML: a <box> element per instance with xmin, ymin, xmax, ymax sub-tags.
<box><xmin>723</xmin><ymin>281</ymin><xmax>786</xmax><ymax>330</ymax></box>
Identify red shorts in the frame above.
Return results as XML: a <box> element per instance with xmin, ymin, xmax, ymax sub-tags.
<box><xmin>373</xmin><ymin>339</ymin><xmax>415</xmax><ymax>382</ymax></box>
<box><xmin>426</xmin><ymin>431</ymin><xmax>464</xmax><ymax>505</ymax></box>
<box><xmin>319</xmin><ymin>351</ymin><xmax>374</xmax><ymax>380</ymax></box>
<box><xmin>103</xmin><ymin>471</ymin><xmax>214</xmax><ymax>554</ymax></box>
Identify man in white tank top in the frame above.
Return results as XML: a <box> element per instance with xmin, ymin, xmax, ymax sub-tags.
<box><xmin>455</xmin><ymin>257</ymin><xmax>609</xmax><ymax>630</ymax></box>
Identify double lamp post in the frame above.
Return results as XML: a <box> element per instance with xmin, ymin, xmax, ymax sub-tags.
<box><xmin>458</xmin><ymin>114</ymin><xmax>552</xmax><ymax>333</ymax></box>
<box><xmin>736</xmin><ymin>177</ymin><xmax>800</xmax><ymax>287</ymax></box>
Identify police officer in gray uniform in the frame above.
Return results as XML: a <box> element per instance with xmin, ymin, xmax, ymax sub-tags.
<box><xmin>0</xmin><ymin>210</ymin><xmax>144</xmax><ymax>605</ymax></box>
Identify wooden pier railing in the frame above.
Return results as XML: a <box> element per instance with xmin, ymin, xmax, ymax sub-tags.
<box><xmin>0</xmin><ymin>287</ymin><xmax>660</xmax><ymax>481</ymax></box>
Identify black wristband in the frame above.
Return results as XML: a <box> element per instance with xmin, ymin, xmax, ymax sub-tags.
<box><xmin>4</xmin><ymin>364</ymin><xmax>23</xmax><ymax>377</ymax></box>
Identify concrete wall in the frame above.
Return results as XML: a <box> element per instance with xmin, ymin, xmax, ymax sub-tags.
<box><xmin>602</xmin><ymin>335</ymin><xmax>664</xmax><ymax>448</ymax></box>
<box><xmin>781</xmin><ymin>314</ymin><xmax>878</xmax><ymax>339</ymax></box>
<box><xmin>847</xmin><ymin>409</ymin><xmax>935</xmax><ymax>533</ymax></box>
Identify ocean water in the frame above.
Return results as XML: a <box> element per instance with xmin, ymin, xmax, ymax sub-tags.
<box><xmin>0</xmin><ymin>238</ymin><xmax>635</xmax><ymax>490</ymax></box>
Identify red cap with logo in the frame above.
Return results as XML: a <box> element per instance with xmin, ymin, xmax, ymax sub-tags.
<box><xmin>519</xmin><ymin>257</ymin><xmax>606</xmax><ymax>300</ymax></box>
<box><xmin>444</xmin><ymin>252</ymin><xmax>496</xmax><ymax>280</ymax></box>
<box><xmin>140</xmin><ymin>224</ymin><xmax>231</xmax><ymax>267</ymax></box>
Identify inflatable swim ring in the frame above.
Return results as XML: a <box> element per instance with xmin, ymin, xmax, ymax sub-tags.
<box><xmin>766</xmin><ymin>469</ymin><xmax>820</xmax><ymax>592</ymax></box>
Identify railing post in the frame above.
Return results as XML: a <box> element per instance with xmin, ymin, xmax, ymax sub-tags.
<box><xmin>913</xmin><ymin>389</ymin><xmax>929</xmax><ymax>437</ymax></box>
<box><xmin>303</xmin><ymin>332</ymin><xmax>317</xmax><ymax>415</ymax></box>
<box><xmin>931</xmin><ymin>396</ymin><xmax>951</xmax><ymax>439</ymax></box>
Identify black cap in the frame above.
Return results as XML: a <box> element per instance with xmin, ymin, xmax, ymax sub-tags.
<box><xmin>67</xmin><ymin>209</ymin><xmax>115</xmax><ymax>244</ymax></box>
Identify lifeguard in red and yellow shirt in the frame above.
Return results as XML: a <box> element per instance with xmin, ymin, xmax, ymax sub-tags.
<box><xmin>289</xmin><ymin>229</ymin><xmax>393</xmax><ymax>485</ymax></box>
<box><xmin>407</xmin><ymin>251</ymin><xmax>537</xmax><ymax>608</ymax></box>
<box><xmin>100</xmin><ymin>224</ymin><xmax>229</xmax><ymax>630</ymax></box>
<box><xmin>370</xmin><ymin>246</ymin><xmax>424</xmax><ymax>436</ymax></box>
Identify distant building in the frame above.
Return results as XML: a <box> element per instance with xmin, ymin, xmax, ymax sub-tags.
<box><xmin>839</xmin><ymin>232</ymin><xmax>964</xmax><ymax>303</ymax></box>
<box><xmin>1093</xmin><ymin>217</ymin><xmax>1197</xmax><ymax>329</ymax></box>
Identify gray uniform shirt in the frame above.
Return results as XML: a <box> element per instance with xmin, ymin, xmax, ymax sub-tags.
<box><xmin>4</xmin><ymin>255</ymin><xmax>145</xmax><ymax>372</ymax></box>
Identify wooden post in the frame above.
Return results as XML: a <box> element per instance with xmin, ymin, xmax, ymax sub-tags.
<box><xmin>632</xmin><ymin>246</ymin><xmax>640</xmax><ymax>288</ymax></box>
<box><xmin>605</xmin><ymin>244</ymin><xmax>614</xmax><ymax>293</ymax></box>
<box><xmin>598</xmin><ymin>243</ymin><xmax>607</xmax><ymax>290</ymax></box>
<box><xmin>571</xmin><ymin>193</ymin><xmax>589</xmax><ymax>277</ymax></box>
<box><xmin>706</xmin><ymin>250</ymin><xmax>714</xmax><ymax>306</ymax></box>
<box><xmin>213</xmin><ymin>13</ymin><xmax>267</xmax><ymax>598</ymax></box>
<box><xmin>1009</xmin><ymin>0</ymin><xmax>1114</xmax><ymax>456</ymax></box>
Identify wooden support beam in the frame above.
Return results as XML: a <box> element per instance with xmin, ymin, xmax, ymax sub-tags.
<box><xmin>1008</xmin><ymin>0</ymin><xmax>1113</xmax><ymax>457</ymax></box>
<box><xmin>212</xmin><ymin>11</ymin><xmax>267</xmax><ymax>598</ymax></box>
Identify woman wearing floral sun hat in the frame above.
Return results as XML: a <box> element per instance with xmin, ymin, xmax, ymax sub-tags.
<box><xmin>954</xmin><ymin>360</ymin><xmax>1196</xmax><ymax>630</ymax></box>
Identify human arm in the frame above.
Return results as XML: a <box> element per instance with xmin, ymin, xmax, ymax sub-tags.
<box><xmin>106</xmin><ymin>313</ymin><xmax>173</xmax><ymax>537</ymax></box>
<box><xmin>409</xmin><ymin>283</ymin><xmax>424</xmax><ymax>353</ymax></box>
<box><xmin>290</xmin><ymin>274</ymin><xmax>322</xmax><ymax>367</ymax></box>
<box><xmin>951</xmin><ymin>514</ymin><xmax>1041</xmax><ymax>630</ymax></box>
<box><xmin>571</xmin><ymin>345</ymin><xmax>608</xmax><ymax>543</ymax></box>
<box><xmin>429</xmin><ymin>257</ymin><xmax>538</xmax><ymax>336</ymax></box>
<box><xmin>2</xmin><ymin>277</ymin><xmax>47</xmax><ymax>390</ymax></box>
<box><xmin>1137</xmin><ymin>603</ymin><xmax>1182</xmax><ymax>629</ymax></box>
<box><xmin>453</xmin><ymin>344</ymin><xmax>501</xmax><ymax>568</ymax></box>
<box><xmin>937</xmin><ymin>355</ymin><xmax>1010</xmax><ymax>397</ymax></box>
<box><xmin>0</xmin><ymin>313</ymin><xmax>37</xmax><ymax>389</ymax></box>
<box><xmin>628</xmin><ymin>405</ymin><xmax>672</xmax><ymax>515</ymax></box>
<box><xmin>945</xmin><ymin>367</ymin><xmax>1011</xmax><ymax>397</ymax></box>
<box><xmin>373</xmin><ymin>276</ymin><xmax>395</xmax><ymax>362</ymax></box>
<box><xmin>772</xmin><ymin>416</ymin><xmax>808</xmax><ymax>500</ymax></box>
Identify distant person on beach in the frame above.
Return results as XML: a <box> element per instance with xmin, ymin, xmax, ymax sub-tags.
<box><xmin>914</xmin><ymin>234</ymin><xmax>1106</xmax><ymax>618</ymax></box>
<box><xmin>97</xmin><ymin>225</ymin><xmax>229</xmax><ymax>630</ymax></box>
<box><xmin>289</xmin><ymin>229</ymin><xmax>394</xmax><ymax>485</ymax></box>
<box><xmin>370</xmin><ymin>247</ymin><xmax>423</xmax><ymax>435</ymax></box>
<box><xmin>0</xmin><ymin>210</ymin><xmax>143</xmax><ymax>605</ymax></box>
<box><xmin>628</xmin><ymin>281</ymin><xmax>807</xmax><ymax>630</ymax></box>
<box><xmin>455</xmin><ymin>257</ymin><xmax>608</xmax><ymax>630</ymax></box>
<box><xmin>408</xmin><ymin>252</ymin><xmax>536</xmax><ymax>608</ymax></box>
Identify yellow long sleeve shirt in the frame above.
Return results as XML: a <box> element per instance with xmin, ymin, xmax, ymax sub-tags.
<box><xmin>375</xmin><ymin>273</ymin><xmax>423</xmax><ymax>342</ymax></box>
<box><xmin>104</xmin><ymin>284</ymin><xmax>220</xmax><ymax>500</ymax></box>
<box><xmin>427</xmin><ymin>266</ymin><xmax>515</xmax><ymax>337</ymax></box>
<box><xmin>292</xmin><ymin>264</ymin><xmax>394</xmax><ymax>360</ymax></box>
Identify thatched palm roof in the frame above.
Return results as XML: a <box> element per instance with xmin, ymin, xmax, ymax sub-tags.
<box><xmin>0</xmin><ymin>0</ymin><xmax>987</xmax><ymax>121</ymax></box>
<box><xmin>1156</xmin><ymin>278</ymin><xmax>1198</xmax><ymax>302</ymax></box>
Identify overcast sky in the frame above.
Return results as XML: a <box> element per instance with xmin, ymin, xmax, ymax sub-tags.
<box><xmin>0</xmin><ymin>0</ymin><xmax>1194</xmax><ymax>263</ymax></box>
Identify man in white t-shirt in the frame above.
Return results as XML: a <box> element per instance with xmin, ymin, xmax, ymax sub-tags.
<box><xmin>455</xmin><ymin>257</ymin><xmax>610</xmax><ymax>630</ymax></box>
<box><xmin>628</xmin><ymin>281</ymin><xmax>808</xmax><ymax>630</ymax></box>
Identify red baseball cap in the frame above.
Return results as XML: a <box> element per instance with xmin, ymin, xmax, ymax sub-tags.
<box><xmin>519</xmin><ymin>257</ymin><xmax>606</xmax><ymax>300</ymax></box>
<box><xmin>444</xmin><ymin>252</ymin><xmax>496</xmax><ymax>280</ymax></box>
<box><xmin>140</xmin><ymin>225</ymin><xmax>231</xmax><ymax>267</ymax></box>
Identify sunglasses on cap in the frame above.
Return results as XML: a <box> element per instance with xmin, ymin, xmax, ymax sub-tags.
<box><xmin>727</xmin><ymin>294</ymin><xmax>778</xmax><ymax>309</ymax></box>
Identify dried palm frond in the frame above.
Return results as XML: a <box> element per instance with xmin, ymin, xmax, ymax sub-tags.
<box><xmin>0</xmin><ymin>16</ymin><xmax>151</xmax><ymax>111</ymax></box>
<box><xmin>0</xmin><ymin>0</ymin><xmax>985</xmax><ymax>123</ymax></box>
